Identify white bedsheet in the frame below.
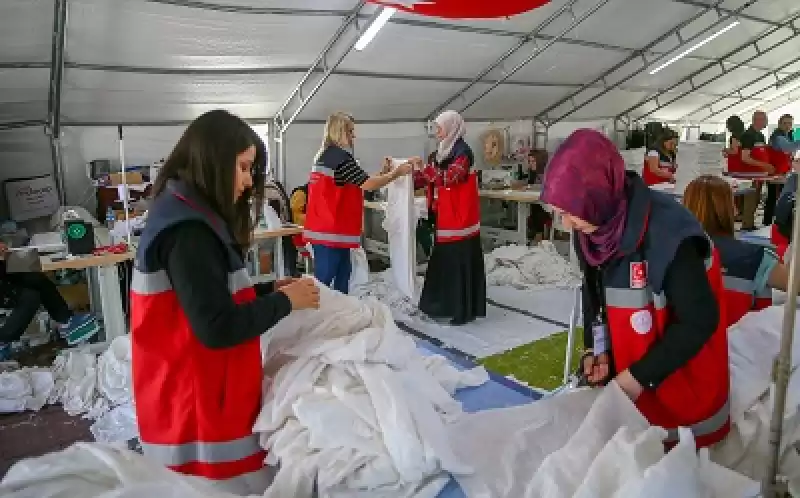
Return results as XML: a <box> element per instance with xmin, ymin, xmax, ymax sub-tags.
<box><xmin>257</xmin><ymin>284</ymin><xmax>488</xmax><ymax>497</ymax></box>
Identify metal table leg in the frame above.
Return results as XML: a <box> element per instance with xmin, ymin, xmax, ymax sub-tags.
<box><xmin>94</xmin><ymin>265</ymin><xmax>126</xmax><ymax>343</ymax></box>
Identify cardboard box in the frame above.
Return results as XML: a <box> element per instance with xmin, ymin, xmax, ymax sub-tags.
<box><xmin>108</xmin><ymin>172</ymin><xmax>144</xmax><ymax>186</ymax></box>
<box><xmin>258</xmin><ymin>250</ymin><xmax>273</xmax><ymax>275</ymax></box>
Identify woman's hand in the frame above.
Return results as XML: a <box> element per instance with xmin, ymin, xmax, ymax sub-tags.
<box><xmin>582</xmin><ymin>352</ymin><xmax>611</xmax><ymax>386</ymax></box>
<box><xmin>279</xmin><ymin>278</ymin><xmax>320</xmax><ymax>310</ymax></box>
<box><xmin>381</xmin><ymin>157</ymin><xmax>393</xmax><ymax>174</ymax></box>
<box><xmin>409</xmin><ymin>157</ymin><xmax>425</xmax><ymax>170</ymax></box>
<box><xmin>393</xmin><ymin>162</ymin><xmax>413</xmax><ymax>178</ymax></box>
<box><xmin>615</xmin><ymin>369</ymin><xmax>644</xmax><ymax>401</ymax></box>
<box><xmin>0</xmin><ymin>242</ymin><xmax>7</xmax><ymax>261</ymax></box>
<box><xmin>274</xmin><ymin>277</ymin><xmax>295</xmax><ymax>289</ymax></box>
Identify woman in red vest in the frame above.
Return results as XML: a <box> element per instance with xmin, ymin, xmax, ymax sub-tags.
<box><xmin>303</xmin><ymin>112</ymin><xmax>411</xmax><ymax>293</ymax></box>
<box><xmin>683</xmin><ymin>175</ymin><xmax>789</xmax><ymax>326</ymax></box>
<box><xmin>412</xmin><ymin>110</ymin><xmax>486</xmax><ymax>325</ymax></box>
<box><xmin>130</xmin><ymin>110</ymin><xmax>320</xmax><ymax>494</ymax></box>
<box><xmin>642</xmin><ymin>129</ymin><xmax>677</xmax><ymax>186</ymax></box>
<box><xmin>541</xmin><ymin>129</ymin><xmax>730</xmax><ymax>448</ymax></box>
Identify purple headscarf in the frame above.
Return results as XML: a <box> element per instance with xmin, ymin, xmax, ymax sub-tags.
<box><xmin>541</xmin><ymin>129</ymin><xmax>628</xmax><ymax>266</ymax></box>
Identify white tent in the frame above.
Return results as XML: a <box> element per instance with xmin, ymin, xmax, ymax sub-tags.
<box><xmin>1</xmin><ymin>0</ymin><xmax>800</xmax><ymax>213</ymax></box>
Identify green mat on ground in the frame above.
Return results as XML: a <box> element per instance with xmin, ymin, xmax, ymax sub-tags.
<box><xmin>479</xmin><ymin>329</ymin><xmax>584</xmax><ymax>391</ymax></box>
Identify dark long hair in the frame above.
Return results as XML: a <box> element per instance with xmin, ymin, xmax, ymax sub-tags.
<box><xmin>726</xmin><ymin>115</ymin><xmax>745</xmax><ymax>138</ymax></box>
<box><xmin>153</xmin><ymin>110</ymin><xmax>266</xmax><ymax>249</ymax></box>
<box><xmin>652</xmin><ymin>129</ymin><xmax>677</xmax><ymax>158</ymax></box>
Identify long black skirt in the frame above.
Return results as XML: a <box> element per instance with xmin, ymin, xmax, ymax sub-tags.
<box><xmin>419</xmin><ymin>234</ymin><xmax>486</xmax><ymax>325</ymax></box>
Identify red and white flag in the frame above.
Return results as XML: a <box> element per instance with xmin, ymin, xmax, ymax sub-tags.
<box><xmin>368</xmin><ymin>0</ymin><xmax>551</xmax><ymax>19</ymax></box>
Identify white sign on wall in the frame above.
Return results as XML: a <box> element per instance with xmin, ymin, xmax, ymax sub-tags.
<box><xmin>4</xmin><ymin>175</ymin><xmax>60</xmax><ymax>222</ymax></box>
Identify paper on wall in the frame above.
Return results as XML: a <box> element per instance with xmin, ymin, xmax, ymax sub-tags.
<box><xmin>3</xmin><ymin>175</ymin><xmax>60</xmax><ymax>222</ymax></box>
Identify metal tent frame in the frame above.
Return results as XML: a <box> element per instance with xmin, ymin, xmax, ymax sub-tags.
<box><xmin>3</xmin><ymin>1</ymin><xmax>800</xmax><ymax>490</ymax></box>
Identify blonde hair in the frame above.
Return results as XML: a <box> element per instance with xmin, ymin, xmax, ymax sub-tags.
<box><xmin>315</xmin><ymin>112</ymin><xmax>354</xmax><ymax>162</ymax></box>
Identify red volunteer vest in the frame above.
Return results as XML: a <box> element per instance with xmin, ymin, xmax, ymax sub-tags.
<box><xmin>592</xmin><ymin>180</ymin><xmax>730</xmax><ymax>448</ymax></box>
<box><xmin>769</xmin><ymin>146</ymin><xmax>792</xmax><ymax>175</ymax></box>
<box><xmin>303</xmin><ymin>147</ymin><xmax>364</xmax><ymax>249</ymax></box>
<box><xmin>435</xmin><ymin>172</ymin><xmax>481</xmax><ymax>243</ymax></box>
<box><xmin>726</xmin><ymin>148</ymin><xmax>747</xmax><ymax>173</ymax></box>
<box><xmin>771</xmin><ymin>224</ymin><xmax>790</xmax><ymax>261</ymax></box>
<box><xmin>713</xmin><ymin>235</ymin><xmax>773</xmax><ymax>327</ymax></box>
<box><xmin>750</xmin><ymin>143</ymin><xmax>771</xmax><ymax>165</ymax></box>
<box><xmin>130</xmin><ymin>181</ymin><xmax>266</xmax><ymax>482</ymax></box>
<box><xmin>642</xmin><ymin>150</ymin><xmax>676</xmax><ymax>186</ymax></box>
<box><xmin>606</xmin><ymin>238</ymin><xmax>729</xmax><ymax>448</ymax></box>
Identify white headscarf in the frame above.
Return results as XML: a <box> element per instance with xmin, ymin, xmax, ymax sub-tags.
<box><xmin>435</xmin><ymin>110</ymin><xmax>466</xmax><ymax>162</ymax></box>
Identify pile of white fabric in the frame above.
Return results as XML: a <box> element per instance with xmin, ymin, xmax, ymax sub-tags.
<box><xmin>256</xmin><ymin>284</ymin><xmax>488</xmax><ymax>497</ymax></box>
<box><xmin>0</xmin><ymin>335</ymin><xmax>137</xmax><ymax>443</ymax></box>
<box><xmin>674</xmin><ymin>141</ymin><xmax>726</xmax><ymax>194</ymax></box>
<box><xmin>351</xmin><ymin>270</ymin><xmax>426</xmax><ymax>321</ymax></box>
<box><xmin>484</xmin><ymin>242</ymin><xmax>581</xmax><ymax>289</ymax></box>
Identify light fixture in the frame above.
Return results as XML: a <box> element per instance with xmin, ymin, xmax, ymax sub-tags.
<box><xmin>354</xmin><ymin>7</ymin><xmax>397</xmax><ymax>51</ymax></box>
<box><xmin>649</xmin><ymin>21</ymin><xmax>740</xmax><ymax>75</ymax></box>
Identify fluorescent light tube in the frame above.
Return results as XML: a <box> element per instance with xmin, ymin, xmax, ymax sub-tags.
<box><xmin>649</xmin><ymin>21</ymin><xmax>740</xmax><ymax>75</ymax></box>
<box><xmin>355</xmin><ymin>7</ymin><xmax>396</xmax><ymax>51</ymax></box>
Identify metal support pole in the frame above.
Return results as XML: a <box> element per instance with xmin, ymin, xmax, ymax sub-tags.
<box><xmin>682</xmin><ymin>53</ymin><xmax>800</xmax><ymax>122</ymax></box>
<box><xmin>274</xmin><ymin>0</ymin><xmax>371</xmax><ymax>135</ymax></box>
<box><xmin>620</xmin><ymin>10</ymin><xmax>800</xmax><ymax>122</ymax></box>
<box><xmin>47</xmin><ymin>0</ymin><xmax>68</xmax><ymax>205</ymax></box>
<box><xmin>762</xmin><ymin>201</ymin><xmax>800</xmax><ymax>497</ymax></box>
<box><xmin>533</xmin><ymin>120</ymin><xmax>548</xmax><ymax>150</ymax></box>
<box><xmin>538</xmin><ymin>0</ymin><xmax>739</xmax><ymax>126</ymax></box>
<box><xmin>117</xmin><ymin>126</ymin><xmax>132</xmax><ymax>248</ymax></box>
<box><xmin>452</xmin><ymin>0</ymin><xmax>612</xmax><ymax>118</ymax></box>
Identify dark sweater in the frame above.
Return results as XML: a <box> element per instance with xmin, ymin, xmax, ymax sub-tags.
<box><xmin>582</xmin><ymin>238</ymin><xmax>720</xmax><ymax>389</ymax></box>
<box><xmin>151</xmin><ymin>221</ymin><xmax>292</xmax><ymax>349</ymax></box>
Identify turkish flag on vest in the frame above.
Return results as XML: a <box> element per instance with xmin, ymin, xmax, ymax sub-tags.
<box><xmin>367</xmin><ymin>0</ymin><xmax>551</xmax><ymax>19</ymax></box>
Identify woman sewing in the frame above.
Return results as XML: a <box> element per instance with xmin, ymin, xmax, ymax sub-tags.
<box><xmin>642</xmin><ymin>130</ymin><xmax>678</xmax><ymax>186</ymax></box>
<box><xmin>413</xmin><ymin>110</ymin><xmax>486</xmax><ymax>325</ymax></box>
<box><xmin>541</xmin><ymin>129</ymin><xmax>729</xmax><ymax>448</ymax></box>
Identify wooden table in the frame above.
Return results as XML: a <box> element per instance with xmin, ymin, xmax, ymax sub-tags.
<box><xmin>250</xmin><ymin>224</ymin><xmax>304</xmax><ymax>280</ymax></box>
<box><xmin>479</xmin><ymin>187</ymin><xmax>544</xmax><ymax>245</ymax></box>
<box><xmin>41</xmin><ymin>251</ymin><xmax>133</xmax><ymax>349</ymax></box>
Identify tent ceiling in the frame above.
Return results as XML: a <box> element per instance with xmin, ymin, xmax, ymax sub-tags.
<box><xmin>1</xmin><ymin>0</ymin><xmax>800</xmax><ymax>130</ymax></box>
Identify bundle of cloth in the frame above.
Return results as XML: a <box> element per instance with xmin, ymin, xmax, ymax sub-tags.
<box><xmin>0</xmin><ymin>335</ymin><xmax>136</xmax><ymax>442</ymax></box>
<box><xmin>483</xmin><ymin>242</ymin><xmax>581</xmax><ymax>289</ymax></box>
<box><xmin>3</xmin><ymin>302</ymin><xmax>800</xmax><ymax>497</ymax></box>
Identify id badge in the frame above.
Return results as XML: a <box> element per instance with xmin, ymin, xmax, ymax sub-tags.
<box><xmin>592</xmin><ymin>322</ymin><xmax>609</xmax><ymax>355</ymax></box>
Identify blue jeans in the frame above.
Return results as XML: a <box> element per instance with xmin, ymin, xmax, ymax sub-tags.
<box><xmin>312</xmin><ymin>245</ymin><xmax>352</xmax><ymax>294</ymax></box>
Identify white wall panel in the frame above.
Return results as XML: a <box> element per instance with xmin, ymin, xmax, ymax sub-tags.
<box><xmin>67</xmin><ymin>0</ymin><xmax>346</xmax><ymax>68</ymax></box>
<box><xmin>60</xmin><ymin>70</ymin><xmax>302</xmax><ymax>123</ymax></box>
<box><xmin>0</xmin><ymin>0</ymin><xmax>54</xmax><ymax>62</ymax></box>
<box><xmin>507</xmin><ymin>42</ymin><xmax>627</xmax><ymax>85</ymax></box>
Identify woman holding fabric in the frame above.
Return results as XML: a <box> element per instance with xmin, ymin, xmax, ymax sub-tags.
<box><xmin>683</xmin><ymin>175</ymin><xmax>788</xmax><ymax>326</ymax></box>
<box><xmin>412</xmin><ymin>110</ymin><xmax>486</xmax><ymax>325</ymax></box>
<box><xmin>303</xmin><ymin>111</ymin><xmax>411</xmax><ymax>294</ymax></box>
<box><xmin>130</xmin><ymin>110</ymin><xmax>320</xmax><ymax>494</ymax></box>
<box><xmin>541</xmin><ymin>129</ymin><xmax>729</xmax><ymax>448</ymax></box>
<box><xmin>642</xmin><ymin>130</ymin><xmax>678</xmax><ymax>186</ymax></box>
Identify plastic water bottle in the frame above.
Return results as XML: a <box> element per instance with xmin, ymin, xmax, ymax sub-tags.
<box><xmin>105</xmin><ymin>206</ymin><xmax>115</xmax><ymax>230</ymax></box>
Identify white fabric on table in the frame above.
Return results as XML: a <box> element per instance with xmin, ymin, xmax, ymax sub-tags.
<box><xmin>257</xmin><ymin>283</ymin><xmax>488</xmax><ymax>498</ymax></box>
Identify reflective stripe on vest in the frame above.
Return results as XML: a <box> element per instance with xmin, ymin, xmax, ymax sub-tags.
<box><xmin>723</xmin><ymin>275</ymin><xmax>755</xmax><ymax>294</ymax></box>
<box><xmin>302</xmin><ymin>229</ymin><xmax>361</xmax><ymax>245</ymax></box>
<box><xmin>141</xmin><ymin>433</ymin><xmax>262</xmax><ymax>467</ymax></box>
<box><xmin>436</xmin><ymin>222</ymin><xmax>481</xmax><ymax>239</ymax></box>
<box><xmin>132</xmin><ymin>267</ymin><xmax>252</xmax><ymax>296</ymax></box>
<box><xmin>604</xmin><ymin>287</ymin><xmax>667</xmax><ymax>310</ymax></box>
<box><xmin>312</xmin><ymin>165</ymin><xmax>334</xmax><ymax>176</ymax></box>
<box><xmin>664</xmin><ymin>398</ymin><xmax>730</xmax><ymax>443</ymax></box>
